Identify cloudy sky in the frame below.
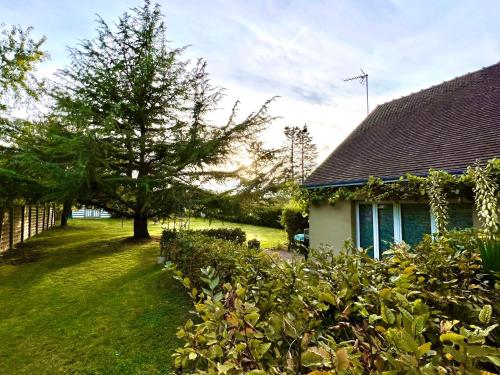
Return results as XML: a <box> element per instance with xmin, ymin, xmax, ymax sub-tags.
<box><xmin>3</xmin><ymin>0</ymin><xmax>500</xmax><ymax>163</ymax></box>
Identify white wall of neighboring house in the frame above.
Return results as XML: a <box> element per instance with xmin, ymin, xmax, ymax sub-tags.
<box><xmin>72</xmin><ymin>206</ymin><xmax>111</xmax><ymax>219</ymax></box>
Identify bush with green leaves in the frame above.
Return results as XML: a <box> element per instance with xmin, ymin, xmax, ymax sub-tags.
<box><xmin>281</xmin><ymin>201</ymin><xmax>308</xmax><ymax>245</ymax></box>
<box><xmin>196</xmin><ymin>228</ymin><xmax>246</xmax><ymax>244</ymax></box>
<box><xmin>171</xmin><ymin>231</ymin><xmax>499</xmax><ymax>374</ymax></box>
<box><xmin>161</xmin><ymin>227</ymin><xmax>246</xmax><ymax>248</ymax></box>
<box><xmin>211</xmin><ymin>206</ymin><xmax>284</xmax><ymax>228</ymax></box>
<box><xmin>161</xmin><ymin>231</ymin><xmax>270</xmax><ymax>288</ymax></box>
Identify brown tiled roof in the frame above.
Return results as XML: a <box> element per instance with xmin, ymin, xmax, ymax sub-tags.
<box><xmin>305</xmin><ymin>62</ymin><xmax>500</xmax><ymax>188</ymax></box>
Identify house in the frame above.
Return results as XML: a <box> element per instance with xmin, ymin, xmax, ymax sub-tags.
<box><xmin>72</xmin><ymin>206</ymin><xmax>111</xmax><ymax>219</ymax></box>
<box><xmin>304</xmin><ymin>62</ymin><xmax>500</xmax><ymax>257</ymax></box>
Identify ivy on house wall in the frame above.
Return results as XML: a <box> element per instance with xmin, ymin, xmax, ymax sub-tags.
<box><xmin>301</xmin><ymin>158</ymin><xmax>500</xmax><ymax>237</ymax></box>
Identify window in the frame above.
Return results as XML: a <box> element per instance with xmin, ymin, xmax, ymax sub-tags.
<box><xmin>358</xmin><ymin>204</ymin><xmax>374</xmax><ymax>258</ymax></box>
<box><xmin>356</xmin><ymin>202</ymin><xmax>396</xmax><ymax>259</ymax></box>
<box><xmin>448</xmin><ymin>203</ymin><xmax>473</xmax><ymax>230</ymax></box>
<box><xmin>378</xmin><ymin>204</ymin><xmax>394</xmax><ymax>254</ymax></box>
<box><xmin>356</xmin><ymin>201</ymin><xmax>474</xmax><ymax>258</ymax></box>
<box><xmin>401</xmin><ymin>204</ymin><xmax>431</xmax><ymax>247</ymax></box>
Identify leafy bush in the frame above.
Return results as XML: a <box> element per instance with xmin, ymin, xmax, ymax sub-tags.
<box><xmin>162</xmin><ymin>231</ymin><xmax>271</xmax><ymax>288</ymax></box>
<box><xmin>211</xmin><ymin>206</ymin><xmax>284</xmax><ymax>228</ymax></box>
<box><xmin>281</xmin><ymin>201</ymin><xmax>308</xmax><ymax>245</ymax></box>
<box><xmin>161</xmin><ymin>228</ymin><xmax>246</xmax><ymax>249</ymax></box>
<box><xmin>247</xmin><ymin>239</ymin><xmax>260</xmax><ymax>250</ymax></box>
<box><xmin>196</xmin><ymin>228</ymin><xmax>246</xmax><ymax>244</ymax></box>
<box><xmin>478</xmin><ymin>238</ymin><xmax>500</xmax><ymax>272</ymax></box>
<box><xmin>172</xmin><ymin>231</ymin><xmax>499</xmax><ymax>374</ymax></box>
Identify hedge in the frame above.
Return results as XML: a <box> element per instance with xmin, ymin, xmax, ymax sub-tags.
<box><xmin>171</xmin><ymin>230</ymin><xmax>499</xmax><ymax>374</ymax></box>
<box><xmin>161</xmin><ymin>230</ymin><xmax>270</xmax><ymax>288</ymax></box>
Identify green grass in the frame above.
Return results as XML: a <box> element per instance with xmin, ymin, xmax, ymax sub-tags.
<box><xmin>0</xmin><ymin>218</ymin><xmax>285</xmax><ymax>374</ymax></box>
<box><xmin>148</xmin><ymin>217</ymin><xmax>287</xmax><ymax>249</ymax></box>
<box><xmin>0</xmin><ymin>219</ymin><xmax>190</xmax><ymax>375</ymax></box>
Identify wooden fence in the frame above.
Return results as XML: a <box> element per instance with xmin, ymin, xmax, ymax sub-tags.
<box><xmin>0</xmin><ymin>205</ymin><xmax>58</xmax><ymax>253</ymax></box>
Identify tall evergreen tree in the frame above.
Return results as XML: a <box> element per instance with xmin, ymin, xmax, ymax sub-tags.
<box><xmin>54</xmin><ymin>1</ymin><xmax>274</xmax><ymax>238</ymax></box>
<box><xmin>297</xmin><ymin>125</ymin><xmax>318</xmax><ymax>183</ymax></box>
<box><xmin>284</xmin><ymin>124</ymin><xmax>318</xmax><ymax>183</ymax></box>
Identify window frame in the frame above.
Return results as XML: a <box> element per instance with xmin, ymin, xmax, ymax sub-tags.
<box><xmin>355</xmin><ymin>201</ymin><xmax>437</xmax><ymax>259</ymax></box>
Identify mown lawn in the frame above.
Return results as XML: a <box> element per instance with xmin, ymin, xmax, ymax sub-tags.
<box><xmin>148</xmin><ymin>217</ymin><xmax>287</xmax><ymax>249</ymax></box>
<box><xmin>0</xmin><ymin>219</ymin><xmax>190</xmax><ymax>375</ymax></box>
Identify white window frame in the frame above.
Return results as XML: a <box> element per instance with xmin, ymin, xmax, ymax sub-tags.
<box><xmin>355</xmin><ymin>201</ymin><xmax>403</xmax><ymax>260</ymax></box>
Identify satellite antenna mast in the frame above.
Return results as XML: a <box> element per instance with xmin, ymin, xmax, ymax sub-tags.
<box><xmin>344</xmin><ymin>69</ymin><xmax>369</xmax><ymax>115</ymax></box>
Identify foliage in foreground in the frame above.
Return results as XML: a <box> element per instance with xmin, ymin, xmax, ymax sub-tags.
<box><xmin>171</xmin><ymin>232</ymin><xmax>499</xmax><ymax>374</ymax></box>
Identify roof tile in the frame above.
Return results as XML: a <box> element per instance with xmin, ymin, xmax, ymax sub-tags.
<box><xmin>305</xmin><ymin>62</ymin><xmax>500</xmax><ymax>187</ymax></box>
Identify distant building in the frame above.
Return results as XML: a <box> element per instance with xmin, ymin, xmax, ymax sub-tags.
<box><xmin>72</xmin><ymin>206</ymin><xmax>111</xmax><ymax>219</ymax></box>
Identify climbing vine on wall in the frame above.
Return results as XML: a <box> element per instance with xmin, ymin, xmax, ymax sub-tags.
<box><xmin>426</xmin><ymin>170</ymin><xmax>450</xmax><ymax>235</ymax></box>
<box><xmin>468</xmin><ymin>160</ymin><xmax>500</xmax><ymax>238</ymax></box>
<box><xmin>301</xmin><ymin>159</ymin><xmax>499</xmax><ymax>233</ymax></box>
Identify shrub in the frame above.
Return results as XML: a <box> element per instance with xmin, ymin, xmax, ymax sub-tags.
<box><xmin>280</xmin><ymin>201</ymin><xmax>308</xmax><ymax>245</ymax></box>
<box><xmin>161</xmin><ymin>227</ymin><xmax>246</xmax><ymax>249</ymax></box>
<box><xmin>162</xmin><ymin>231</ymin><xmax>270</xmax><ymax>288</ymax></box>
<box><xmin>172</xmin><ymin>231</ymin><xmax>499</xmax><ymax>374</ymax></box>
<box><xmin>478</xmin><ymin>237</ymin><xmax>500</xmax><ymax>272</ymax></box>
<box><xmin>210</xmin><ymin>206</ymin><xmax>284</xmax><ymax>228</ymax></box>
<box><xmin>196</xmin><ymin>228</ymin><xmax>246</xmax><ymax>244</ymax></box>
<box><xmin>247</xmin><ymin>238</ymin><xmax>260</xmax><ymax>250</ymax></box>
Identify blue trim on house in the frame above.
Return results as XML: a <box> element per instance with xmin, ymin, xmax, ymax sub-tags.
<box><xmin>303</xmin><ymin>169</ymin><xmax>465</xmax><ymax>189</ymax></box>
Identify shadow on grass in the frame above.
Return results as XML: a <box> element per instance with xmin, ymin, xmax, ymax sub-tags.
<box><xmin>0</xmin><ymin>230</ymin><xmax>159</xmax><ymax>287</ymax></box>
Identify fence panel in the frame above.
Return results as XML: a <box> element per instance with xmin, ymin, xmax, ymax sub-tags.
<box><xmin>12</xmin><ymin>207</ymin><xmax>23</xmax><ymax>246</ymax></box>
<box><xmin>23</xmin><ymin>207</ymin><xmax>30</xmax><ymax>241</ymax></box>
<box><xmin>0</xmin><ymin>205</ymin><xmax>59</xmax><ymax>254</ymax></box>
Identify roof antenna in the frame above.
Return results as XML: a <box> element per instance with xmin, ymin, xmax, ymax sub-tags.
<box><xmin>344</xmin><ymin>69</ymin><xmax>369</xmax><ymax>115</ymax></box>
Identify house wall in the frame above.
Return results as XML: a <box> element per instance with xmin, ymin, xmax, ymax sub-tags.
<box><xmin>309</xmin><ymin>199</ymin><xmax>485</xmax><ymax>255</ymax></box>
<box><xmin>309</xmin><ymin>200</ymin><xmax>353</xmax><ymax>252</ymax></box>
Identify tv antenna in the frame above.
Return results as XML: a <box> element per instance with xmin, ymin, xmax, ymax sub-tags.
<box><xmin>344</xmin><ymin>69</ymin><xmax>369</xmax><ymax>115</ymax></box>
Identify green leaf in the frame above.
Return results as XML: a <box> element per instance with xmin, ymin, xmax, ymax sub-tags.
<box><xmin>381</xmin><ymin>304</ymin><xmax>395</xmax><ymax>325</ymax></box>
<box><xmin>301</xmin><ymin>347</ymin><xmax>329</xmax><ymax>367</ymax></box>
<box><xmin>208</xmin><ymin>276</ymin><xmax>220</xmax><ymax>290</ymax></box>
<box><xmin>479</xmin><ymin>304</ymin><xmax>492</xmax><ymax>324</ymax></box>
<box><xmin>417</xmin><ymin>342</ymin><xmax>432</xmax><ymax>358</ymax></box>
<box><xmin>319</xmin><ymin>292</ymin><xmax>336</xmax><ymax>305</ymax></box>
<box><xmin>440</xmin><ymin>332</ymin><xmax>465</xmax><ymax>344</ymax></box>
<box><xmin>256</xmin><ymin>342</ymin><xmax>271</xmax><ymax>358</ymax></box>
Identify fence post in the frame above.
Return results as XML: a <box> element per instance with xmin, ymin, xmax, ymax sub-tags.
<box><xmin>28</xmin><ymin>206</ymin><xmax>32</xmax><ymax>238</ymax></box>
<box><xmin>36</xmin><ymin>207</ymin><xmax>39</xmax><ymax>235</ymax></box>
<box><xmin>43</xmin><ymin>207</ymin><xmax>46</xmax><ymax>231</ymax></box>
<box><xmin>9</xmin><ymin>207</ymin><xmax>14</xmax><ymax>250</ymax></box>
<box><xmin>20</xmin><ymin>206</ymin><xmax>25</xmax><ymax>243</ymax></box>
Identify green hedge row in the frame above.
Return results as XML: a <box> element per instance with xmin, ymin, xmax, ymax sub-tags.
<box><xmin>209</xmin><ymin>206</ymin><xmax>284</xmax><ymax>229</ymax></box>
<box><xmin>170</xmin><ymin>231</ymin><xmax>499</xmax><ymax>374</ymax></box>
<box><xmin>160</xmin><ymin>229</ymin><xmax>265</xmax><ymax>287</ymax></box>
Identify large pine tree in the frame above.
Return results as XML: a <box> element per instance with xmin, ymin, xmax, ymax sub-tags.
<box><xmin>54</xmin><ymin>1</ymin><xmax>274</xmax><ymax>238</ymax></box>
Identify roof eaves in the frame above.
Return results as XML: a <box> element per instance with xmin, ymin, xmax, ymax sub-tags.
<box><xmin>303</xmin><ymin>169</ymin><xmax>465</xmax><ymax>190</ymax></box>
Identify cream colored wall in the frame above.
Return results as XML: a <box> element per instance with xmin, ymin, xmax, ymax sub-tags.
<box><xmin>309</xmin><ymin>200</ymin><xmax>353</xmax><ymax>252</ymax></box>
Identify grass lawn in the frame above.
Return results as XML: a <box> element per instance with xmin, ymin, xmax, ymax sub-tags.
<box><xmin>0</xmin><ymin>219</ymin><xmax>190</xmax><ymax>375</ymax></box>
<box><xmin>148</xmin><ymin>217</ymin><xmax>287</xmax><ymax>249</ymax></box>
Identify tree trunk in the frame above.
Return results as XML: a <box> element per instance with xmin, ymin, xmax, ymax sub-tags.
<box><xmin>60</xmin><ymin>200</ymin><xmax>72</xmax><ymax>227</ymax></box>
<box><xmin>133</xmin><ymin>214</ymin><xmax>150</xmax><ymax>239</ymax></box>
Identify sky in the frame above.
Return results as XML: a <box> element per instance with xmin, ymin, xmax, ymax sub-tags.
<box><xmin>2</xmin><ymin>0</ymin><xmax>500</xmax><ymax>163</ymax></box>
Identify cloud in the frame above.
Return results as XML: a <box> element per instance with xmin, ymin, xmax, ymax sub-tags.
<box><xmin>2</xmin><ymin>0</ymin><xmax>500</xmax><ymax>164</ymax></box>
